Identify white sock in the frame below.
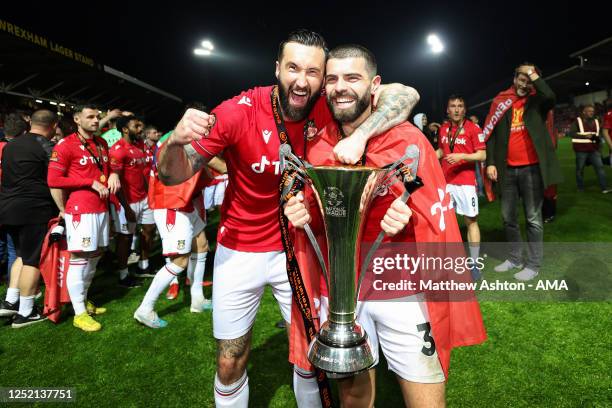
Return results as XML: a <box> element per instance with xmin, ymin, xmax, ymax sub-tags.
<box><xmin>6</xmin><ymin>287</ymin><xmax>20</xmax><ymax>304</ymax></box>
<box><xmin>469</xmin><ymin>244</ymin><xmax>480</xmax><ymax>261</ymax></box>
<box><xmin>139</xmin><ymin>262</ymin><xmax>184</xmax><ymax>313</ymax></box>
<box><xmin>186</xmin><ymin>255</ymin><xmax>196</xmax><ymax>284</ymax></box>
<box><xmin>171</xmin><ymin>276</ymin><xmax>179</xmax><ymax>285</ymax></box>
<box><xmin>293</xmin><ymin>366</ymin><xmax>321</xmax><ymax>408</ymax></box>
<box><xmin>18</xmin><ymin>295</ymin><xmax>35</xmax><ymax>317</ymax></box>
<box><xmin>190</xmin><ymin>252</ymin><xmax>207</xmax><ymax>302</ymax></box>
<box><xmin>67</xmin><ymin>258</ymin><xmax>89</xmax><ymax>315</ymax></box>
<box><xmin>214</xmin><ymin>371</ymin><xmax>249</xmax><ymax>408</ymax></box>
<box><xmin>119</xmin><ymin>267</ymin><xmax>129</xmax><ymax>280</ymax></box>
<box><xmin>138</xmin><ymin>259</ymin><xmax>149</xmax><ymax>270</ymax></box>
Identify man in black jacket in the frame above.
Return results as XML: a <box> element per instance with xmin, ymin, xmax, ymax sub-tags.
<box><xmin>0</xmin><ymin>109</ymin><xmax>59</xmax><ymax>327</ymax></box>
<box><xmin>485</xmin><ymin>63</ymin><xmax>562</xmax><ymax>281</ymax></box>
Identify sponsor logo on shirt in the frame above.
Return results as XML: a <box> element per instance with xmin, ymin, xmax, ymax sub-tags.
<box><xmin>441</xmin><ymin>136</ymin><xmax>466</xmax><ymax>146</ymax></box>
<box><xmin>237</xmin><ymin>96</ymin><xmax>252</xmax><ymax>107</ymax></box>
<box><xmin>251</xmin><ymin>155</ymin><xmax>280</xmax><ymax>175</ymax></box>
<box><xmin>79</xmin><ymin>155</ymin><xmax>109</xmax><ymax>165</ymax></box>
<box><xmin>262</xmin><ymin>129</ymin><xmax>272</xmax><ymax>144</ymax></box>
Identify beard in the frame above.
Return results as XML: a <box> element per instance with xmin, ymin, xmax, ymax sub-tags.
<box><xmin>278</xmin><ymin>81</ymin><xmax>319</xmax><ymax>122</ymax></box>
<box><xmin>327</xmin><ymin>88</ymin><xmax>371</xmax><ymax>124</ymax></box>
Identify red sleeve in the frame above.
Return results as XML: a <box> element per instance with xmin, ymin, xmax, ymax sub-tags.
<box><xmin>109</xmin><ymin>143</ymin><xmax>125</xmax><ymax>172</ymax></box>
<box><xmin>190</xmin><ymin>90</ymin><xmax>252</xmax><ymax>159</ymax></box>
<box><xmin>471</xmin><ymin>123</ymin><xmax>486</xmax><ymax>151</ymax></box>
<box><xmin>47</xmin><ymin>141</ymin><xmax>93</xmax><ymax>189</ymax></box>
<box><xmin>604</xmin><ymin>111</ymin><xmax>612</xmax><ymax>130</ymax></box>
<box><xmin>47</xmin><ymin>166</ymin><xmax>93</xmax><ymax>189</ymax></box>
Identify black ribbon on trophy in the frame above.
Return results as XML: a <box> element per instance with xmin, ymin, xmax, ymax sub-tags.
<box><xmin>272</xmin><ymin>86</ymin><xmax>334</xmax><ymax>408</ymax></box>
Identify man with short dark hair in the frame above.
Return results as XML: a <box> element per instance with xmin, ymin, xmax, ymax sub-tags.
<box><xmin>47</xmin><ymin>105</ymin><xmax>120</xmax><ymax>331</ymax></box>
<box><xmin>0</xmin><ymin>109</ymin><xmax>59</xmax><ymax>326</ymax></box>
<box><xmin>484</xmin><ymin>63</ymin><xmax>562</xmax><ymax>281</ymax></box>
<box><xmin>109</xmin><ymin>115</ymin><xmax>154</xmax><ymax>286</ymax></box>
<box><xmin>159</xmin><ymin>29</ymin><xmax>420</xmax><ymax>407</ymax></box>
<box><xmin>285</xmin><ymin>44</ymin><xmax>486</xmax><ymax>408</ymax></box>
<box><xmin>569</xmin><ymin>105</ymin><xmax>610</xmax><ymax>193</ymax></box>
<box><xmin>437</xmin><ymin>95</ymin><xmax>486</xmax><ymax>279</ymax></box>
<box><xmin>1</xmin><ymin>113</ymin><xmax>28</xmax><ymax>142</ymax></box>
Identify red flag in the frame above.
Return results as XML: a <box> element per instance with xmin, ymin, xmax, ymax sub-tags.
<box><xmin>289</xmin><ymin>122</ymin><xmax>487</xmax><ymax>378</ymax></box>
<box><xmin>39</xmin><ymin>218</ymin><xmax>71</xmax><ymax>323</ymax></box>
<box><xmin>147</xmin><ymin>142</ymin><xmax>208</xmax><ymax>210</ymax></box>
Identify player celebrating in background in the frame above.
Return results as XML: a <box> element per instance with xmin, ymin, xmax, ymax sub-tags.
<box><xmin>437</xmin><ymin>95</ymin><xmax>486</xmax><ymax>279</ymax></box>
<box><xmin>109</xmin><ymin>116</ymin><xmax>155</xmax><ymax>285</ymax></box>
<box><xmin>48</xmin><ymin>105</ymin><xmax>118</xmax><ymax>332</ymax></box>
<box><xmin>133</xmin><ymin>153</ymin><xmax>226</xmax><ymax>328</ymax></box>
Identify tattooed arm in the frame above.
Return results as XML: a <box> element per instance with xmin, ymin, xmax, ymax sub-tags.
<box><xmin>157</xmin><ymin>108</ymin><xmax>213</xmax><ymax>186</ymax></box>
<box><xmin>334</xmin><ymin>83</ymin><xmax>420</xmax><ymax>164</ymax></box>
<box><xmin>158</xmin><ymin>142</ymin><xmax>207</xmax><ymax>185</ymax></box>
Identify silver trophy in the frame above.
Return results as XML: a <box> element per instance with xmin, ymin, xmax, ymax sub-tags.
<box><xmin>280</xmin><ymin>145</ymin><xmax>421</xmax><ymax>378</ymax></box>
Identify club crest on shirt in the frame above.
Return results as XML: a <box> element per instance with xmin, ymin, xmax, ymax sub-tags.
<box><xmin>177</xmin><ymin>240</ymin><xmax>186</xmax><ymax>250</ymax></box>
<box><xmin>304</xmin><ymin>119</ymin><xmax>318</xmax><ymax>141</ymax></box>
<box><xmin>50</xmin><ymin>151</ymin><xmax>59</xmax><ymax>162</ymax></box>
<box><xmin>82</xmin><ymin>237</ymin><xmax>92</xmax><ymax>248</ymax></box>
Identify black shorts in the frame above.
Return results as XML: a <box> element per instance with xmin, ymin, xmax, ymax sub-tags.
<box><xmin>5</xmin><ymin>223</ymin><xmax>48</xmax><ymax>267</ymax></box>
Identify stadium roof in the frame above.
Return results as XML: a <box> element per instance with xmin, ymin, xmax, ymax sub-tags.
<box><xmin>0</xmin><ymin>19</ymin><xmax>183</xmax><ymax>125</ymax></box>
<box><xmin>469</xmin><ymin>36</ymin><xmax>612</xmax><ymax>113</ymax></box>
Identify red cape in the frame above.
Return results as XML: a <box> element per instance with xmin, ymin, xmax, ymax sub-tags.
<box><xmin>40</xmin><ymin>218</ymin><xmax>72</xmax><ymax>323</ymax></box>
<box><xmin>289</xmin><ymin>121</ymin><xmax>487</xmax><ymax>379</ymax></box>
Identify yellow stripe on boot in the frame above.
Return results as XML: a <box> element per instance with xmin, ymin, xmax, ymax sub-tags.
<box><xmin>86</xmin><ymin>300</ymin><xmax>107</xmax><ymax>315</ymax></box>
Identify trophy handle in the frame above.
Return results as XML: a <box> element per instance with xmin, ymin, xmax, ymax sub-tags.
<box><xmin>278</xmin><ymin>144</ymin><xmax>329</xmax><ymax>291</ymax></box>
<box><xmin>355</xmin><ymin>145</ymin><xmax>423</xmax><ymax>305</ymax></box>
<box><xmin>303</xmin><ymin>224</ymin><xmax>330</xmax><ymax>293</ymax></box>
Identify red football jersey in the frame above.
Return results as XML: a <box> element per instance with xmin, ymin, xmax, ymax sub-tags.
<box><xmin>109</xmin><ymin>138</ymin><xmax>147</xmax><ymax>204</ymax></box>
<box><xmin>438</xmin><ymin>119</ymin><xmax>485</xmax><ymax>186</ymax></box>
<box><xmin>190</xmin><ymin>86</ymin><xmax>332</xmax><ymax>251</ymax></box>
<box><xmin>48</xmin><ymin>133</ymin><xmax>110</xmax><ymax>215</ymax></box>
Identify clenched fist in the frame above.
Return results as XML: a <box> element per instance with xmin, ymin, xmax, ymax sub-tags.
<box><xmin>168</xmin><ymin>108</ymin><xmax>215</xmax><ymax>146</ymax></box>
<box><xmin>283</xmin><ymin>192</ymin><xmax>311</xmax><ymax>228</ymax></box>
<box><xmin>381</xmin><ymin>198</ymin><xmax>412</xmax><ymax>237</ymax></box>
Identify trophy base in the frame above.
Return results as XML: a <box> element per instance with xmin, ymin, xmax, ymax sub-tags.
<box><xmin>307</xmin><ymin>321</ymin><xmax>375</xmax><ymax>378</ymax></box>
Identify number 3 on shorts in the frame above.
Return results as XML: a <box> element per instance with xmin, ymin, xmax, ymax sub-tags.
<box><xmin>416</xmin><ymin>322</ymin><xmax>436</xmax><ymax>356</ymax></box>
